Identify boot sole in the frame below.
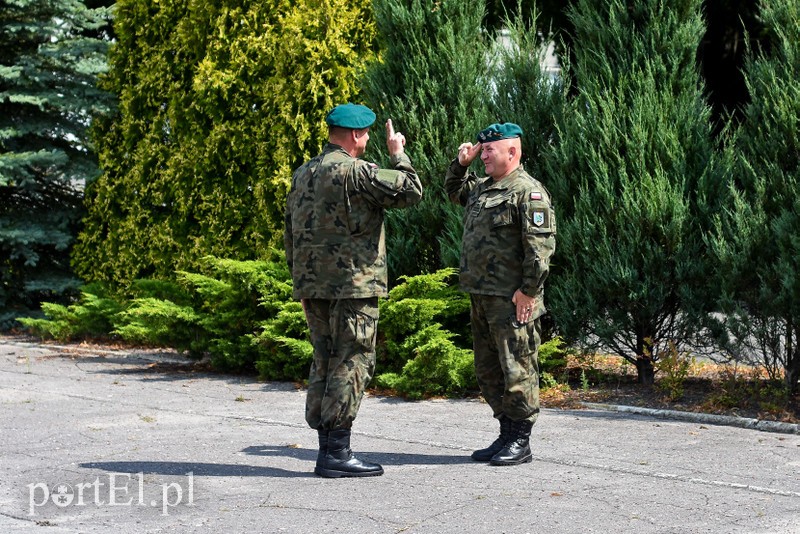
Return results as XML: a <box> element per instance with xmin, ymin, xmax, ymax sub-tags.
<box><xmin>471</xmin><ymin>453</ymin><xmax>497</xmax><ymax>462</ymax></box>
<box><xmin>314</xmin><ymin>467</ymin><xmax>384</xmax><ymax>478</ymax></box>
<box><xmin>489</xmin><ymin>454</ymin><xmax>533</xmax><ymax>466</ymax></box>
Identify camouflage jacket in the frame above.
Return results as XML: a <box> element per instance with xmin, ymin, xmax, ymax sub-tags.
<box><xmin>284</xmin><ymin>143</ymin><xmax>423</xmax><ymax>299</ymax></box>
<box><xmin>445</xmin><ymin>159</ymin><xmax>556</xmax><ymax>316</ymax></box>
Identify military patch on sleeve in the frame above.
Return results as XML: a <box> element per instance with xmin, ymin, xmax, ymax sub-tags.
<box><xmin>533</xmin><ymin>210</ymin><xmax>545</xmax><ymax>227</ymax></box>
<box><xmin>530</xmin><ymin>191</ymin><xmax>542</xmax><ymax>200</ymax></box>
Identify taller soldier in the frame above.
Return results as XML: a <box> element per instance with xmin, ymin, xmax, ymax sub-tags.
<box><xmin>284</xmin><ymin>104</ymin><xmax>423</xmax><ymax>478</ymax></box>
<box><xmin>446</xmin><ymin>123</ymin><xmax>556</xmax><ymax>466</ymax></box>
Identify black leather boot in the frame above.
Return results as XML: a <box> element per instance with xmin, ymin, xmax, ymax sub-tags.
<box><xmin>471</xmin><ymin>415</ymin><xmax>512</xmax><ymax>462</ymax></box>
<box><xmin>314</xmin><ymin>429</ymin><xmax>384</xmax><ymax>478</ymax></box>
<box><xmin>315</xmin><ymin>429</ymin><xmax>328</xmax><ymax>470</ymax></box>
<box><xmin>489</xmin><ymin>419</ymin><xmax>533</xmax><ymax>466</ymax></box>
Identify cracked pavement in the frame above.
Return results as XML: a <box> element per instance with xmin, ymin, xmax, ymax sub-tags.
<box><xmin>1</xmin><ymin>337</ymin><xmax>798</xmax><ymax>533</ymax></box>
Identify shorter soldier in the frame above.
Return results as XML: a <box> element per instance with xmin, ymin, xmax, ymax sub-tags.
<box><xmin>284</xmin><ymin>103</ymin><xmax>423</xmax><ymax>477</ymax></box>
<box><xmin>445</xmin><ymin>123</ymin><xmax>556</xmax><ymax>466</ymax></box>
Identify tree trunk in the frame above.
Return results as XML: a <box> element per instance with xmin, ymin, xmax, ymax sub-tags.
<box><xmin>636</xmin><ymin>355</ymin><xmax>655</xmax><ymax>386</ymax></box>
<box><xmin>786</xmin><ymin>349</ymin><xmax>799</xmax><ymax>396</ymax></box>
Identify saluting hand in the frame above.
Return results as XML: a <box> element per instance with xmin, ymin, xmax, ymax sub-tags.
<box><xmin>386</xmin><ymin>119</ymin><xmax>406</xmax><ymax>156</ymax></box>
<box><xmin>457</xmin><ymin>142</ymin><xmax>482</xmax><ymax>167</ymax></box>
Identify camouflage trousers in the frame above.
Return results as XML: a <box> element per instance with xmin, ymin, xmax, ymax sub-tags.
<box><xmin>470</xmin><ymin>294</ymin><xmax>541</xmax><ymax>423</ymax></box>
<box><xmin>303</xmin><ymin>297</ymin><xmax>379</xmax><ymax>430</ymax></box>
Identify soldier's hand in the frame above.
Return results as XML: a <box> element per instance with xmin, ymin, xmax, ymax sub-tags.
<box><xmin>386</xmin><ymin>119</ymin><xmax>406</xmax><ymax>156</ymax></box>
<box><xmin>512</xmin><ymin>289</ymin><xmax>536</xmax><ymax>324</ymax></box>
<box><xmin>457</xmin><ymin>142</ymin><xmax>481</xmax><ymax>166</ymax></box>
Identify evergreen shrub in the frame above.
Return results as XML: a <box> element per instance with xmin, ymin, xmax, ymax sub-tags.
<box><xmin>74</xmin><ymin>0</ymin><xmax>376</xmax><ymax>287</ymax></box>
<box><xmin>18</xmin><ymin>283</ymin><xmax>123</xmax><ymax>341</ymax></box>
<box><xmin>378</xmin><ymin>268</ymin><xmax>471</xmax><ymax>373</ymax></box>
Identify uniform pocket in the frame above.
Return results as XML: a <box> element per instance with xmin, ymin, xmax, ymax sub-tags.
<box><xmin>506</xmin><ymin>313</ymin><xmax>532</xmax><ymax>358</ymax></box>
<box><xmin>353</xmin><ymin>310</ymin><xmax>377</xmax><ymax>350</ymax></box>
<box><xmin>484</xmin><ymin>197</ymin><xmax>515</xmax><ymax>228</ymax></box>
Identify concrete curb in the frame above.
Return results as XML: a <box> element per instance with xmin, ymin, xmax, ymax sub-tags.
<box><xmin>582</xmin><ymin>402</ymin><xmax>800</xmax><ymax>435</ymax></box>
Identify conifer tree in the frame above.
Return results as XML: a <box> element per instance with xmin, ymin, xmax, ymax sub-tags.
<box><xmin>361</xmin><ymin>0</ymin><xmax>493</xmax><ymax>279</ymax></box>
<box><xmin>0</xmin><ymin>0</ymin><xmax>112</xmax><ymax>327</ymax></box>
<box><xmin>544</xmin><ymin>0</ymin><xmax>721</xmax><ymax>383</ymax></box>
<box><xmin>710</xmin><ymin>0</ymin><xmax>799</xmax><ymax>393</ymax></box>
<box><xmin>489</xmin><ymin>11</ymin><xmax>566</xmax><ymax>194</ymax></box>
<box><xmin>74</xmin><ymin>0</ymin><xmax>375</xmax><ymax>287</ymax></box>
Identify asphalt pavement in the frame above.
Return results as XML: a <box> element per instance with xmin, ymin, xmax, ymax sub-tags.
<box><xmin>1</xmin><ymin>336</ymin><xmax>798</xmax><ymax>534</ymax></box>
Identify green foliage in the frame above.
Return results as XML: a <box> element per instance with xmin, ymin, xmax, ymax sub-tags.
<box><xmin>21</xmin><ymin>254</ymin><xmax>297</xmax><ymax>374</ymax></box>
<box><xmin>579</xmin><ymin>369</ymin><xmax>590</xmax><ymax>391</ymax></box>
<box><xmin>709</xmin><ymin>0</ymin><xmax>800</xmax><ymax>394</ymax></box>
<box><xmin>376</xmin><ymin>326</ymin><xmax>477</xmax><ymax>400</ymax></box>
<box><xmin>378</xmin><ymin>269</ymin><xmax>471</xmax><ymax>372</ymax></box>
<box><xmin>0</xmin><ymin>0</ymin><xmax>113</xmax><ymax>328</ymax></box>
<box><xmin>655</xmin><ymin>342</ymin><xmax>694</xmax><ymax>401</ymax></box>
<box><xmin>252</xmin><ymin>301</ymin><xmax>312</xmax><ymax>381</ymax></box>
<box><xmin>17</xmin><ymin>283</ymin><xmax>123</xmax><ymax>341</ymax></box>
<box><xmin>374</xmin><ymin>269</ymin><xmax>475</xmax><ymax>398</ymax></box>
<box><xmin>113</xmin><ymin>297</ymin><xmax>202</xmax><ymax>353</ymax></box>
<box><xmin>544</xmin><ymin>0</ymin><xmax>722</xmax><ymax>382</ymax></box>
<box><xmin>539</xmin><ymin>335</ymin><xmax>567</xmax><ymax>387</ymax></box>
<box><xmin>74</xmin><ymin>0</ymin><xmax>376</xmax><ymax>287</ymax></box>
<box><xmin>488</xmin><ymin>8</ymin><xmax>567</xmax><ymax>180</ymax></box>
<box><xmin>362</xmin><ymin>0</ymin><xmax>493</xmax><ymax>280</ymax></box>
<box><xmin>704</xmin><ymin>365</ymin><xmax>791</xmax><ymax>414</ymax></box>
<box><xmin>179</xmin><ymin>254</ymin><xmax>293</xmax><ymax>370</ymax></box>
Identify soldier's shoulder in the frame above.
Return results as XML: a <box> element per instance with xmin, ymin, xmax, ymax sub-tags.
<box><xmin>350</xmin><ymin>158</ymin><xmax>380</xmax><ymax>180</ymax></box>
<box><xmin>354</xmin><ymin>157</ymin><xmax>379</xmax><ymax>170</ymax></box>
<box><xmin>315</xmin><ymin>151</ymin><xmax>358</xmax><ymax>178</ymax></box>
<box><xmin>517</xmin><ymin>172</ymin><xmax>551</xmax><ymax>203</ymax></box>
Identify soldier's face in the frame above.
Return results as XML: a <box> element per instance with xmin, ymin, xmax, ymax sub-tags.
<box><xmin>354</xmin><ymin>128</ymin><xmax>370</xmax><ymax>157</ymax></box>
<box><xmin>480</xmin><ymin>141</ymin><xmax>510</xmax><ymax>179</ymax></box>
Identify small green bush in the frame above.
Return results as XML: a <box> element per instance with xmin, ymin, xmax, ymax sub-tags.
<box><xmin>655</xmin><ymin>342</ymin><xmax>694</xmax><ymax>401</ymax></box>
<box><xmin>378</xmin><ymin>268</ymin><xmax>471</xmax><ymax>371</ymax></box>
<box><xmin>376</xmin><ymin>325</ymin><xmax>477</xmax><ymax>399</ymax></box>
<box><xmin>373</xmin><ymin>269</ymin><xmax>475</xmax><ymax>398</ymax></box>
<box><xmin>18</xmin><ymin>283</ymin><xmax>124</xmax><ymax>341</ymax></box>
<box><xmin>252</xmin><ymin>301</ymin><xmax>312</xmax><ymax>381</ymax></box>
<box><xmin>113</xmin><ymin>296</ymin><xmax>202</xmax><ymax>354</ymax></box>
<box><xmin>539</xmin><ymin>336</ymin><xmax>568</xmax><ymax>388</ymax></box>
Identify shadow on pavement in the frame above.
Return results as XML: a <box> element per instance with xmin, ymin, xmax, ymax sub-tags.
<box><xmin>80</xmin><ymin>461</ymin><xmax>311</xmax><ymax>478</ymax></box>
<box><xmin>243</xmin><ymin>445</ymin><xmax>474</xmax><ymax>466</ymax></box>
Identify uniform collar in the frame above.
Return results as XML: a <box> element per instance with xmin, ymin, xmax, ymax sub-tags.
<box><xmin>323</xmin><ymin>143</ymin><xmax>352</xmax><ymax>157</ymax></box>
<box><xmin>486</xmin><ymin>165</ymin><xmax>525</xmax><ymax>190</ymax></box>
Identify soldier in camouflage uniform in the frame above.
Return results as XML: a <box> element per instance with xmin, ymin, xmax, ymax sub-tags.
<box><xmin>445</xmin><ymin>123</ymin><xmax>556</xmax><ymax>466</ymax></box>
<box><xmin>284</xmin><ymin>103</ymin><xmax>423</xmax><ymax>478</ymax></box>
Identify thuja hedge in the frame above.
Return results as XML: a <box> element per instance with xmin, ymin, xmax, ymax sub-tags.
<box><xmin>20</xmin><ymin>255</ymin><xmax>566</xmax><ymax>399</ymax></box>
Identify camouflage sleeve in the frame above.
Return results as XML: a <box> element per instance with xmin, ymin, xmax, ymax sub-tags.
<box><xmin>283</xmin><ymin>193</ymin><xmax>294</xmax><ymax>273</ymax></box>
<box><xmin>355</xmin><ymin>152</ymin><xmax>423</xmax><ymax>209</ymax></box>
<box><xmin>445</xmin><ymin>158</ymin><xmax>480</xmax><ymax>206</ymax></box>
<box><xmin>519</xmin><ymin>197</ymin><xmax>557</xmax><ymax>297</ymax></box>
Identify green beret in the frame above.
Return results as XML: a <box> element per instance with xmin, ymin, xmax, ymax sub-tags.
<box><xmin>476</xmin><ymin>122</ymin><xmax>523</xmax><ymax>143</ymax></box>
<box><xmin>325</xmin><ymin>103</ymin><xmax>376</xmax><ymax>129</ymax></box>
